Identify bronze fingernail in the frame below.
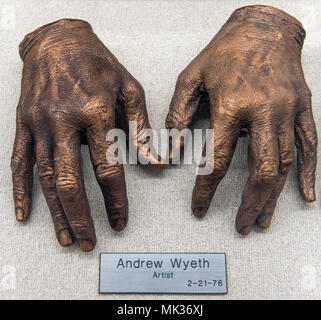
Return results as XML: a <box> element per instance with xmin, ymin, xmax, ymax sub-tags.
<box><xmin>58</xmin><ymin>229</ymin><xmax>73</xmax><ymax>246</ymax></box>
<box><xmin>16</xmin><ymin>208</ymin><xmax>24</xmax><ymax>221</ymax></box>
<box><xmin>79</xmin><ymin>239</ymin><xmax>95</xmax><ymax>252</ymax></box>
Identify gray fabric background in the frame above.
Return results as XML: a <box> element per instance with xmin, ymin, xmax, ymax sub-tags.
<box><xmin>0</xmin><ymin>0</ymin><xmax>320</xmax><ymax>300</ymax></box>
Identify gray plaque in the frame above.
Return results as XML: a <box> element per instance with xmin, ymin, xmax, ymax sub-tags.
<box><xmin>99</xmin><ymin>253</ymin><xmax>227</xmax><ymax>294</ymax></box>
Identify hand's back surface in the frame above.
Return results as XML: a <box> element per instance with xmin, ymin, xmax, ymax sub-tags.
<box><xmin>166</xmin><ymin>5</ymin><xmax>317</xmax><ymax>235</ymax></box>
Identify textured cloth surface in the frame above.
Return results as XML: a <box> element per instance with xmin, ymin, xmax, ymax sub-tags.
<box><xmin>0</xmin><ymin>0</ymin><xmax>320</xmax><ymax>300</ymax></box>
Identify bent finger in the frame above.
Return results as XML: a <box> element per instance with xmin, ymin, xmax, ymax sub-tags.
<box><xmin>118</xmin><ymin>75</ymin><xmax>163</xmax><ymax>169</ymax></box>
<box><xmin>165</xmin><ymin>65</ymin><xmax>205</xmax><ymax>162</ymax></box>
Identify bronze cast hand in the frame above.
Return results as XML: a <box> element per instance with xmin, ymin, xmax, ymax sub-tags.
<box><xmin>166</xmin><ymin>6</ymin><xmax>318</xmax><ymax>235</ymax></box>
<box><xmin>11</xmin><ymin>19</ymin><xmax>160</xmax><ymax>251</ymax></box>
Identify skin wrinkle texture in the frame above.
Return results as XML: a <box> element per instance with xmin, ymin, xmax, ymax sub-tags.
<box><xmin>165</xmin><ymin>5</ymin><xmax>317</xmax><ymax>235</ymax></box>
<box><xmin>11</xmin><ymin>18</ymin><xmax>162</xmax><ymax>252</ymax></box>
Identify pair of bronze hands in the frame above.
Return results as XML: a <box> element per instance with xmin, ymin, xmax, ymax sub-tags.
<box><xmin>11</xmin><ymin>6</ymin><xmax>317</xmax><ymax>251</ymax></box>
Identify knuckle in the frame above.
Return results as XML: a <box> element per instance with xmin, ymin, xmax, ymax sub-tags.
<box><xmin>26</xmin><ymin>104</ymin><xmax>42</xmax><ymax>125</ymax></box>
<box><xmin>177</xmin><ymin>71</ymin><xmax>189</xmax><ymax>86</ymax></box>
<box><xmin>37</xmin><ymin>162</ymin><xmax>55</xmax><ymax>184</ymax></box>
<box><xmin>11</xmin><ymin>155</ymin><xmax>26</xmax><ymax>175</ymax></box>
<box><xmin>10</xmin><ymin>156</ymin><xmax>21</xmax><ymax>173</ymax></box>
<box><xmin>176</xmin><ymin>67</ymin><xmax>200</xmax><ymax>91</ymax></box>
<box><xmin>176</xmin><ymin>71</ymin><xmax>194</xmax><ymax>90</ymax></box>
<box><xmin>301</xmin><ymin>87</ymin><xmax>312</xmax><ymax>101</ymax></box>
<box><xmin>82</xmin><ymin>104</ymin><xmax>113</xmax><ymax>126</ymax></box>
<box><xmin>273</xmin><ymin>89</ymin><xmax>299</xmax><ymax>110</ymax></box>
<box><xmin>213</xmin><ymin>159</ymin><xmax>229</xmax><ymax>178</ymax></box>
<box><xmin>251</xmin><ymin>166</ymin><xmax>279</xmax><ymax>185</ymax></box>
<box><xmin>279</xmin><ymin>155</ymin><xmax>294</xmax><ymax>174</ymax></box>
<box><xmin>308</xmin><ymin>136</ymin><xmax>318</xmax><ymax>151</ymax></box>
<box><xmin>56</xmin><ymin>173</ymin><xmax>79</xmax><ymax>194</ymax></box>
<box><xmin>122</xmin><ymin>80</ymin><xmax>143</xmax><ymax>103</ymax></box>
<box><xmin>287</xmin><ymin>90</ymin><xmax>300</xmax><ymax>105</ymax></box>
<box><xmin>96</xmin><ymin>164</ymin><xmax>121</xmax><ymax>184</ymax></box>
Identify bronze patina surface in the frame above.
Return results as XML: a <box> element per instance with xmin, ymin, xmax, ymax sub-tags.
<box><xmin>166</xmin><ymin>5</ymin><xmax>318</xmax><ymax>235</ymax></box>
<box><xmin>11</xmin><ymin>19</ymin><xmax>161</xmax><ymax>251</ymax></box>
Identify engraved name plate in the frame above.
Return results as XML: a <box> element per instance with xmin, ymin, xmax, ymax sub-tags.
<box><xmin>99</xmin><ymin>253</ymin><xmax>227</xmax><ymax>294</ymax></box>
